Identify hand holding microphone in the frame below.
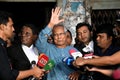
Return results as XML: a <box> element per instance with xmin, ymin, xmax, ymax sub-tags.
<box><xmin>69</xmin><ymin>48</ymin><xmax>93</xmax><ymax>68</ymax></box>
<box><xmin>30</xmin><ymin>53</ymin><xmax>49</xmax><ymax>80</ymax></box>
<box><xmin>30</xmin><ymin>53</ymin><xmax>55</xmax><ymax>80</ymax></box>
<box><xmin>30</xmin><ymin>60</ymin><xmax>45</xmax><ymax>80</ymax></box>
<box><xmin>37</xmin><ymin>53</ymin><xmax>55</xmax><ymax>71</ymax></box>
<box><xmin>29</xmin><ymin>61</ymin><xmax>37</xmax><ymax>80</ymax></box>
<box><xmin>63</xmin><ymin>49</ymin><xmax>82</xmax><ymax>66</ymax></box>
<box><xmin>73</xmin><ymin>46</ymin><xmax>94</xmax><ymax>67</ymax></box>
<box><xmin>69</xmin><ymin>48</ymin><xmax>94</xmax><ymax>80</ymax></box>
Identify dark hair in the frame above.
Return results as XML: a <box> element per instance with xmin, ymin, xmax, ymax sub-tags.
<box><xmin>22</xmin><ymin>24</ymin><xmax>39</xmax><ymax>35</ymax></box>
<box><xmin>96</xmin><ymin>23</ymin><xmax>114</xmax><ymax>38</ymax></box>
<box><xmin>76</xmin><ymin>22</ymin><xmax>92</xmax><ymax>32</ymax></box>
<box><xmin>67</xmin><ymin>29</ymin><xmax>72</xmax><ymax>39</ymax></box>
<box><xmin>0</xmin><ymin>11</ymin><xmax>12</xmax><ymax>25</ymax></box>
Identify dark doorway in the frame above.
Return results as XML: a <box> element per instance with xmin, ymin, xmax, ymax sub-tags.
<box><xmin>0</xmin><ymin>2</ymin><xmax>56</xmax><ymax>32</ymax></box>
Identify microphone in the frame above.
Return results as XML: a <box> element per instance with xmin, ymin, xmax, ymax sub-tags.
<box><xmin>29</xmin><ymin>61</ymin><xmax>38</xmax><ymax>80</ymax></box>
<box><xmin>82</xmin><ymin>46</ymin><xmax>94</xmax><ymax>80</ymax></box>
<box><xmin>82</xmin><ymin>46</ymin><xmax>93</xmax><ymax>59</ymax></box>
<box><xmin>62</xmin><ymin>57</ymin><xmax>74</xmax><ymax>66</ymax></box>
<box><xmin>69</xmin><ymin>49</ymin><xmax>83</xmax><ymax>60</ymax></box>
<box><xmin>62</xmin><ymin>49</ymin><xmax>82</xmax><ymax>66</ymax></box>
<box><xmin>31</xmin><ymin>60</ymin><xmax>36</xmax><ymax>68</ymax></box>
<box><xmin>37</xmin><ymin>53</ymin><xmax>49</xmax><ymax>68</ymax></box>
<box><xmin>44</xmin><ymin>59</ymin><xmax>55</xmax><ymax>71</ymax></box>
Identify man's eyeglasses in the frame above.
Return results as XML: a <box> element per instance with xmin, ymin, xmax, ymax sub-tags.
<box><xmin>53</xmin><ymin>33</ymin><xmax>65</xmax><ymax>37</ymax></box>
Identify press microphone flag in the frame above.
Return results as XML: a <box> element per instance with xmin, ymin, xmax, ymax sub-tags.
<box><xmin>82</xmin><ymin>46</ymin><xmax>93</xmax><ymax>59</ymax></box>
<box><xmin>44</xmin><ymin>59</ymin><xmax>55</xmax><ymax>71</ymax></box>
<box><xmin>69</xmin><ymin>49</ymin><xmax>83</xmax><ymax>60</ymax></box>
<box><xmin>62</xmin><ymin>57</ymin><xmax>74</xmax><ymax>66</ymax></box>
<box><xmin>37</xmin><ymin>53</ymin><xmax>49</xmax><ymax>68</ymax></box>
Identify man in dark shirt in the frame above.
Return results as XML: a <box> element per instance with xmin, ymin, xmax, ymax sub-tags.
<box><xmin>73</xmin><ymin>24</ymin><xmax>120</xmax><ymax>80</ymax></box>
<box><xmin>0</xmin><ymin>11</ymin><xmax>44</xmax><ymax>80</ymax></box>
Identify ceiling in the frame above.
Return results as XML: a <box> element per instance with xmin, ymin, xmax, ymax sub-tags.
<box><xmin>0</xmin><ymin>0</ymin><xmax>56</xmax><ymax>2</ymax></box>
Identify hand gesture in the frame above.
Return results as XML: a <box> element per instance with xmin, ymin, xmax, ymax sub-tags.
<box><xmin>48</xmin><ymin>7</ymin><xmax>64</xmax><ymax>28</ymax></box>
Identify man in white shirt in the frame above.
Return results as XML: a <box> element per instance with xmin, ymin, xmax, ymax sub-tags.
<box><xmin>69</xmin><ymin>22</ymin><xmax>94</xmax><ymax>80</ymax></box>
<box><xmin>7</xmin><ymin>24</ymin><xmax>40</xmax><ymax>80</ymax></box>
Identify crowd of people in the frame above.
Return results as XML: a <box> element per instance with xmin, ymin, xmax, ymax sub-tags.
<box><xmin>0</xmin><ymin>7</ymin><xmax>120</xmax><ymax>80</ymax></box>
<box><xmin>0</xmin><ymin>10</ymin><xmax>44</xmax><ymax>80</ymax></box>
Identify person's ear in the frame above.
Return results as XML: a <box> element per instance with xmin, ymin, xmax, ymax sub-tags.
<box><xmin>110</xmin><ymin>36</ymin><xmax>113</xmax><ymax>42</ymax></box>
<box><xmin>0</xmin><ymin>24</ymin><xmax>5</xmax><ymax>30</ymax></box>
<box><xmin>33</xmin><ymin>35</ymin><xmax>38</xmax><ymax>41</ymax></box>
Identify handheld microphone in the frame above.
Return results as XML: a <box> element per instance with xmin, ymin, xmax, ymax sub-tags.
<box><xmin>29</xmin><ymin>61</ymin><xmax>38</xmax><ymax>80</ymax></box>
<box><xmin>37</xmin><ymin>53</ymin><xmax>49</xmax><ymax>68</ymax></box>
<box><xmin>31</xmin><ymin>60</ymin><xmax>36</xmax><ymax>68</ymax></box>
<box><xmin>62</xmin><ymin>57</ymin><xmax>74</xmax><ymax>66</ymax></box>
<box><xmin>44</xmin><ymin>59</ymin><xmax>55</xmax><ymax>71</ymax></box>
<box><xmin>82</xmin><ymin>46</ymin><xmax>93</xmax><ymax>59</ymax></box>
<box><xmin>69</xmin><ymin>49</ymin><xmax>83</xmax><ymax>60</ymax></box>
<box><xmin>82</xmin><ymin>46</ymin><xmax>94</xmax><ymax>80</ymax></box>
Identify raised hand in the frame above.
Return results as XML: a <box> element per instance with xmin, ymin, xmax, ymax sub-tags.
<box><xmin>48</xmin><ymin>7</ymin><xmax>64</xmax><ymax>28</ymax></box>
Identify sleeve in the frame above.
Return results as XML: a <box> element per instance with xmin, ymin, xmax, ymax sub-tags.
<box><xmin>0</xmin><ymin>46</ymin><xmax>19</xmax><ymax>80</ymax></box>
<box><xmin>35</xmin><ymin>26</ymin><xmax>52</xmax><ymax>53</ymax></box>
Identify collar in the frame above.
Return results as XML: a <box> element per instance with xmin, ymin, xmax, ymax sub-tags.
<box><xmin>83</xmin><ymin>40</ymin><xmax>94</xmax><ymax>52</ymax></box>
<box><xmin>22</xmin><ymin>44</ymin><xmax>34</xmax><ymax>50</ymax></box>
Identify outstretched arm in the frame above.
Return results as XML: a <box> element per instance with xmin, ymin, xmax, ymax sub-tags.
<box><xmin>16</xmin><ymin>65</ymin><xmax>45</xmax><ymax>80</ymax></box>
<box><xmin>86</xmin><ymin>67</ymin><xmax>113</xmax><ymax>77</ymax></box>
<box><xmin>73</xmin><ymin>51</ymin><xmax>120</xmax><ymax>67</ymax></box>
<box><xmin>35</xmin><ymin>7</ymin><xmax>64</xmax><ymax>53</ymax></box>
<box><xmin>48</xmin><ymin>7</ymin><xmax>64</xmax><ymax>28</ymax></box>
